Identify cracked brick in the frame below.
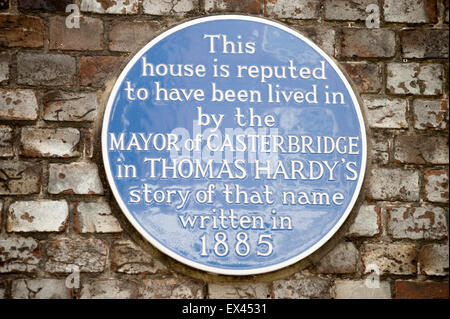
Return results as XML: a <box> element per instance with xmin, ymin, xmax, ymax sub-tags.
<box><xmin>0</xmin><ymin>237</ymin><xmax>41</xmax><ymax>273</ymax></box>
<box><xmin>75</xmin><ymin>202</ymin><xmax>122</xmax><ymax>233</ymax></box>
<box><xmin>208</xmin><ymin>283</ymin><xmax>269</xmax><ymax>299</ymax></box>
<box><xmin>362</xmin><ymin>243</ymin><xmax>417</xmax><ymax>275</ymax></box>
<box><xmin>80</xmin><ymin>279</ymin><xmax>137</xmax><ymax>299</ymax></box>
<box><xmin>111</xmin><ymin>240</ymin><xmax>167</xmax><ymax>274</ymax></box>
<box><xmin>363</xmin><ymin>96</ymin><xmax>408</xmax><ymax>129</ymax></box>
<box><xmin>11</xmin><ymin>279</ymin><xmax>71</xmax><ymax>299</ymax></box>
<box><xmin>139</xmin><ymin>278</ymin><xmax>204</xmax><ymax>299</ymax></box>
<box><xmin>0</xmin><ymin>161</ymin><xmax>41</xmax><ymax>195</ymax></box>
<box><xmin>43</xmin><ymin>91</ymin><xmax>100</xmax><ymax>122</ymax></box>
<box><xmin>45</xmin><ymin>237</ymin><xmax>108</xmax><ymax>273</ymax></box>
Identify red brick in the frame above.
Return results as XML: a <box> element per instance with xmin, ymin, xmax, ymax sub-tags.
<box><xmin>205</xmin><ymin>0</ymin><xmax>260</xmax><ymax>14</ymax></box>
<box><xmin>342</xmin><ymin>62</ymin><xmax>382</xmax><ymax>93</ymax></box>
<box><xmin>0</xmin><ymin>15</ymin><xmax>44</xmax><ymax>48</ymax></box>
<box><xmin>394</xmin><ymin>135</ymin><xmax>449</xmax><ymax>165</ymax></box>
<box><xmin>19</xmin><ymin>0</ymin><xmax>73</xmax><ymax>11</ymax></box>
<box><xmin>80</xmin><ymin>56</ymin><xmax>124</xmax><ymax>87</ymax></box>
<box><xmin>395</xmin><ymin>281</ymin><xmax>449</xmax><ymax>299</ymax></box>
<box><xmin>340</xmin><ymin>28</ymin><xmax>396</xmax><ymax>58</ymax></box>
<box><xmin>108</xmin><ymin>21</ymin><xmax>161</xmax><ymax>52</ymax></box>
<box><xmin>49</xmin><ymin>16</ymin><xmax>104</xmax><ymax>51</ymax></box>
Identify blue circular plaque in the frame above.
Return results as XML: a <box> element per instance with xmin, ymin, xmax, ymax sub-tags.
<box><xmin>102</xmin><ymin>16</ymin><xmax>367</xmax><ymax>275</ymax></box>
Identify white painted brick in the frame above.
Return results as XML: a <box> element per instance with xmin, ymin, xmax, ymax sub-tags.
<box><xmin>7</xmin><ymin>200</ymin><xmax>68</xmax><ymax>233</ymax></box>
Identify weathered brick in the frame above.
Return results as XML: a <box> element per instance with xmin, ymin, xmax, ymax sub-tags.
<box><xmin>80</xmin><ymin>279</ymin><xmax>137</xmax><ymax>299</ymax></box>
<box><xmin>7</xmin><ymin>200</ymin><xmax>69</xmax><ymax>233</ymax></box>
<box><xmin>0</xmin><ymin>161</ymin><xmax>41</xmax><ymax>195</ymax></box>
<box><xmin>0</xmin><ymin>237</ymin><xmax>40</xmax><ymax>273</ymax></box>
<box><xmin>395</xmin><ymin>281</ymin><xmax>449</xmax><ymax>299</ymax></box>
<box><xmin>387</xmin><ymin>205</ymin><xmax>448</xmax><ymax>240</ymax></box>
<box><xmin>45</xmin><ymin>237</ymin><xmax>108</xmax><ymax>273</ymax></box>
<box><xmin>313</xmin><ymin>242</ymin><xmax>359</xmax><ymax>274</ymax></box>
<box><xmin>75</xmin><ymin>202</ymin><xmax>122</xmax><ymax>233</ymax></box>
<box><xmin>18</xmin><ymin>0</ymin><xmax>73</xmax><ymax>11</ymax></box>
<box><xmin>80</xmin><ymin>56</ymin><xmax>124</xmax><ymax>87</ymax></box>
<box><xmin>0</xmin><ymin>52</ymin><xmax>9</xmax><ymax>83</ymax></box>
<box><xmin>208</xmin><ymin>283</ymin><xmax>269</xmax><ymax>299</ymax></box>
<box><xmin>265</xmin><ymin>0</ymin><xmax>320</xmax><ymax>20</ymax></box>
<box><xmin>387</xmin><ymin>63</ymin><xmax>443</xmax><ymax>96</ymax></box>
<box><xmin>0</xmin><ymin>15</ymin><xmax>44</xmax><ymax>48</ymax></box>
<box><xmin>369</xmin><ymin>133</ymin><xmax>390</xmax><ymax>165</ymax></box>
<box><xmin>419</xmin><ymin>244</ymin><xmax>449</xmax><ymax>276</ymax></box>
<box><xmin>347</xmin><ymin>204</ymin><xmax>381</xmax><ymax>237</ymax></box>
<box><xmin>0</xmin><ymin>0</ymin><xmax>9</xmax><ymax>10</ymax></box>
<box><xmin>324</xmin><ymin>0</ymin><xmax>377</xmax><ymax>21</ymax></box>
<box><xmin>446</xmin><ymin>0</ymin><xmax>449</xmax><ymax>23</ymax></box>
<box><xmin>342</xmin><ymin>62</ymin><xmax>382</xmax><ymax>93</ymax></box>
<box><xmin>272</xmin><ymin>273</ymin><xmax>330</xmax><ymax>299</ymax></box>
<box><xmin>11</xmin><ymin>279</ymin><xmax>71</xmax><ymax>299</ymax></box>
<box><xmin>367</xmin><ymin>168</ymin><xmax>419</xmax><ymax>201</ymax></box>
<box><xmin>413</xmin><ymin>99</ymin><xmax>448</xmax><ymax>131</ymax></box>
<box><xmin>0</xmin><ymin>126</ymin><xmax>13</xmax><ymax>157</ymax></box>
<box><xmin>143</xmin><ymin>0</ymin><xmax>198</xmax><ymax>15</ymax></box>
<box><xmin>362</xmin><ymin>243</ymin><xmax>417</xmax><ymax>275</ymax></box>
<box><xmin>43</xmin><ymin>91</ymin><xmax>100</xmax><ymax>122</ymax></box>
<box><xmin>295</xmin><ymin>25</ymin><xmax>336</xmax><ymax>56</ymax></box>
<box><xmin>424</xmin><ymin>169</ymin><xmax>449</xmax><ymax>203</ymax></box>
<box><xmin>0</xmin><ymin>280</ymin><xmax>5</xmax><ymax>299</ymax></box>
<box><xmin>82</xmin><ymin>129</ymin><xmax>94</xmax><ymax>158</ymax></box>
<box><xmin>0</xmin><ymin>89</ymin><xmax>38</xmax><ymax>121</ymax></box>
<box><xmin>363</xmin><ymin>97</ymin><xmax>408</xmax><ymax>129</ymax></box>
<box><xmin>20</xmin><ymin>127</ymin><xmax>80</xmax><ymax>158</ymax></box>
<box><xmin>48</xmin><ymin>162</ymin><xmax>103</xmax><ymax>195</ymax></box>
<box><xmin>383</xmin><ymin>0</ymin><xmax>438</xmax><ymax>23</ymax></box>
<box><xmin>17</xmin><ymin>53</ymin><xmax>76</xmax><ymax>86</ymax></box>
<box><xmin>139</xmin><ymin>278</ymin><xmax>204</xmax><ymax>299</ymax></box>
<box><xmin>334</xmin><ymin>280</ymin><xmax>391</xmax><ymax>299</ymax></box>
<box><xmin>80</xmin><ymin>0</ymin><xmax>138</xmax><ymax>14</ymax></box>
<box><xmin>394</xmin><ymin>135</ymin><xmax>449</xmax><ymax>164</ymax></box>
<box><xmin>341</xmin><ymin>29</ymin><xmax>396</xmax><ymax>58</ymax></box>
<box><xmin>108</xmin><ymin>21</ymin><xmax>161</xmax><ymax>52</ymax></box>
<box><xmin>49</xmin><ymin>16</ymin><xmax>103</xmax><ymax>51</ymax></box>
<box><xmin>205</xmin><ymin>0</ymin><xmax>260</xmax><ymax>14</ymax></box>
<box><xmin>401</xmin><ymin>29</ymin><xmax>449</xmax><ymax>58</ymax></box>
<box><xmin>111</xmin><ymin>240</ymin><xmax>167</xmax><ymax>274</ymax></box>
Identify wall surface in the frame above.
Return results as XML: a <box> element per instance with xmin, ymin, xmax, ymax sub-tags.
<box><xmin>0</xmin><ymin>0</ymin><xmax>448</xmax><ymax>299</ymax></box>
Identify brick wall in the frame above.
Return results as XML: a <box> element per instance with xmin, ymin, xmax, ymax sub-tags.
<box><xmin>0</xmin><ymin>0</ymin><xmax>448</xmax><ymax>299</ymax></box>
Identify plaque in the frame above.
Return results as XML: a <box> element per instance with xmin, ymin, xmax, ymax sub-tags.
<box><xmin>102</xmin><ymin>16</ymin><xmax>367</xmax><ymax>275</ymax></box>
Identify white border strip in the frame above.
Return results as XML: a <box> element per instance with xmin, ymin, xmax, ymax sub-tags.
<box><xmin>101</xmin><ymin>15</ymin><xmax>367</xmax><ymax>276</ymax></box>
